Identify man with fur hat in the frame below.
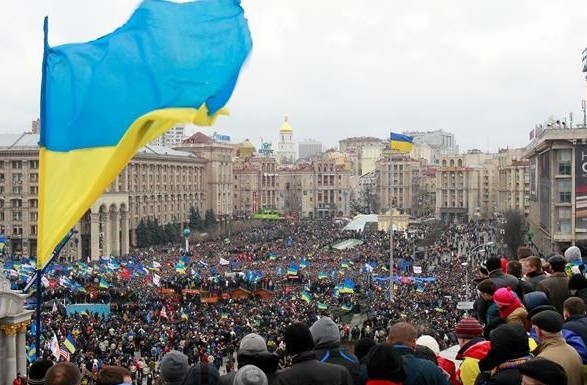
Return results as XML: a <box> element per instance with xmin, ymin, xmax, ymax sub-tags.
<box><xmin>273</xmin><ymin>322</ymin><xmax>353</xmax><ymax>385</ymax></box>
<box><xmin>518</xmin><ymin>358</ymin><xmax>568</xmax><ymax>385</ymax></box>
<box><xmin>219</xmin><ymin>333</ymin><xmax>281</xmax><ymax>385</ymax></box>
<box><xmin>310</xmin><ymin>316</ymin><xmax>360</xmax><ymax>384</ymax></box>
<box><xmin>537</xmin><ymin>255</ymin><xmax>571</xmax><ymax>314</ymax></box>
<box><xmin>532</xmin><ymin>310</ymin><xmax>584</xmax><ymax>385</ymax></box>
<box><xmin>453</xmin><ymin>316</ymin><xmax>489</xmax><ymax>385</ymax></box>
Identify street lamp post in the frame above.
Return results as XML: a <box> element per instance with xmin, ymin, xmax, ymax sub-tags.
<box><xmin>463</xmin><ymin>242</ymin><xmax>494</xmax><ymax>299</ymax></box>
<box><xmin>183</xmin><ymin>228</ymin><xmax>191</xmax><ymax>252</ymax></box>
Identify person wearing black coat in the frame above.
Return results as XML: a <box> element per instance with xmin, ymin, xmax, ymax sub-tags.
<box><xmin>563</xmin><ymin>297</ymin><xmax>587</xmax><ymax>348</ymax></box>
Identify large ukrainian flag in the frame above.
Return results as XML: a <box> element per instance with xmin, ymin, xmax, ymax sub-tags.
<box><xmin>38</xmin><ymin>0</ymin><xmax>252</xmax><ymax>269</ymax></box>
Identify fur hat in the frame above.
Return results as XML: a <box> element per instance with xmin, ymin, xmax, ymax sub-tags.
<box><xmin>239</xmin><ymin>334</ymin><xmax>268</xmax><ymax>354</ymax></box>
<box><xmin>365</xmin><ymin>343</ymin><xmax>406</xmax><ymax>382</ymax></box>
<box><xmin>160</xmin><ymin>350</ymin><xmax>189</xmax><ymax>385</ymax></box>
<box><xmin>233</xmin><ymin>365</ymin><xmax>267</xmax><ymax>385</ymax></box>
<box><xmin>284</xmin><ymin>322</ymin><xmax>314</xmax><ymax>355</ymax></box>
<box><xmin>569</xmin><ymin>273</ymin><xmax>587</xmax><ymax>291</ymax></box>
<box><xmin>310</xmin><ymin>317</ymin><xmax>340</xmax><ymax>347</ymax></box>
<box><xmin>518</xmin><ymin>358</ymin><xmax>567</xmax><ymax>384</ymax></box>
<box><xmin>455</xmin><ymin>317</ymin><xmax>483</xmax><ymax>339</ymax></box>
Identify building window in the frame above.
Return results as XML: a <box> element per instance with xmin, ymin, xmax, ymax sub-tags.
<box><xmin>557</xmin><ymin>207</ymin><xmax>571</xmax><ymax>234</ymax></box>
<box><xmin>557</xmin><ymin>149</ymin><xmax>571</xmax><ymax>175</ymax></box>
<box><xmin>11</xmin><ymin>161</ymin><xmax>22</xmax><ymax>169</ymax></box>
<box><xmin>557</xmin><ymin>179</ymin><xmax>571</xmax><ymax>203</ymax></box>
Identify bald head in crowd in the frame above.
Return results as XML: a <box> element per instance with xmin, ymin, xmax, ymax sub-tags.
<box><xmin>387</xmin><ymin>322</ymin><xmax>418</xmax><ymax>350</ymax></box>
<box><xmin>44</xmin><ymin>362</ymin><xmax>81</xmax><ymax>385</ymax></box>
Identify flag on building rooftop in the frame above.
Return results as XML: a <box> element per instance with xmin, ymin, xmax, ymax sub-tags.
<box><xmin>390</xmin><ymin>132</ymin><xmax>414</xmax><ymax>153</ymax></box>
<box><xmin>36</xmin><ymin>0</ymin><xmax>252</xmax><ymax>270</ymax></box>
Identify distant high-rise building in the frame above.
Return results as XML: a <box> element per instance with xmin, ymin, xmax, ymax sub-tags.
<box><xmin>338</xmin><ymin>137</ymin><xmax>384</xmax><ymax>176</ymax></box>
<box><xmin>298</xmin><ymin>139</ymin><xmax>322</xmax><ymax>160</ymax></box>
<box><xmin>404</xmin><ymin>129</ymin><xmax>458</xmax><ymax>165</ymax></box>
<box><xmin>276</xmin><ymin>116</ymin><xmax>296</xmax><ymax>164</ymax></box>
<box><xmin>151</xmin><ymin>124</ymin><xmax>186</xmax><ymax>147</ymax></box>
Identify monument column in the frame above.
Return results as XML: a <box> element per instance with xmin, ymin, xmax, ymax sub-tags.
<box><xmin>90</xmin><ymin>212</ymin><xmax>100</xmax><ymax>261</ymax></box>
<box><xmin>111</xmin><ymin>209</ymin><xmax>120</xmax><ymax>257</ymax></box>
<box><xmin>120</xmin><ymin>210</ymin><xmax>129</xmax><ymax>256</ymax></box>
<box><xmin>0</xmin><ymin>324</ymin><xmax>18</xmax><ymax>385</ymax></box>
<box><xmin>104</xmin><ymin>211</ymin><xmax>112</xmax><ymax>257</ymax></box>
<box><xmin>15</xmin><ymin>321</ymin><xmax>29</xmax><ymax>376</ymax></box>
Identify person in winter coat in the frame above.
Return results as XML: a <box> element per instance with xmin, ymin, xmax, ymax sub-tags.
<box><xmin>386</xmin><ymin>322</ymin><xmax>448</xmax><ymax>385</ymax></box>
<box><xmin>273</xmin><ymin>322</ymin><xmax>353</xmax><ymax>385</ymax></box>
<box><xmin>475</xmin><ymin>324</ymin><xmax>532</xmax><ymax>385</ymax></box>
<box><xmin>219</xmin><ymin>333</ymin><xmax>281</xmax><ymax>385</ymax></box>
<box><xmin>537</xmin><ymin>255</ymin><xmax>571</xmax><ymax>314</ymax></box>
<box><xmin>568</xmin><ymin>274</ymin><xmax>587</xmax><ymax>307</ymax></box>
<box><xmin>416</xmin><ymin>335</ymin><xmax>457</xmax><ymax>385</ymax></box>
<box><xmin>364</xmin><ymin>343</ymin><xmax>406</xmax><ymax>385</ymax></box>
<box><xmin>310</xmin><ymin>317</ymin><xmax>360</xmax><ymax>385</ymax></box>
<box><xmin>531</xmin><ymin>310</ymin><xmax>584</xmax><ymax>385</ymax></box>
<box><xmin>493</xmin><ymin>287</ymin><xmax>528</xmax><ymax>327</ymax></box>
<box><xmin>454</xmin><ymin>317</ymin><xmax>489</xmax><ymax>385</ymax></box>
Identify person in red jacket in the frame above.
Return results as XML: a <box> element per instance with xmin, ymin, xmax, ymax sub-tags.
<box><xmin>416</xmin><ymin>335</ymin><xmax>457</xmax><ymax>385</ymax></box>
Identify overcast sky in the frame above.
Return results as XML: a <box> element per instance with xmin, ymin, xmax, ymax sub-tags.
<box><xmin>1</xmin><ymin>1</ymin><xmax>586</xmax><ymax>153</ymax></box>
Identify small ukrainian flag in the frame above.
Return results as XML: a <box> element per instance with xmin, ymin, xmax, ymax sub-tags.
<box><xmin>390</xmin><ymin>132</ymin><xmax>414</xmax><ymax>153</ymax></box>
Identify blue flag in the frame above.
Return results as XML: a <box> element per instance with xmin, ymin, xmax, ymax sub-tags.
<box><xmin>37</xmin><ymin>0</ymin><xmax>252</xmax><ymax>270</ymax></box>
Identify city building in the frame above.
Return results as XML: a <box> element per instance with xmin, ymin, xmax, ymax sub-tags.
<box><xmin>150</xmin><ymin>123</ymin><xmax>186</xmax><ymax>147</ymax></box>
<box><xmin>338</xmin><ymin>136</ymin><xmax>385</xmax><ymax>176</ymax></box>
<box><xmin>276</xmin><ymin>116</ymin><xmax>296</xmax><ymax>164</ymax></box>
<box><xmin>523</xmin><ymin>120</ymin><xmax>587</xmax><ymax>253</ymax></box>
<box><xmin>496</xmin><ymin>148</ymin><xmax>529</xmax><ymax>216</ymax></box>
<box><xmin>0</xmin><ymin>131</ymin><xmax>206</xmax><ymax>260</ymax></box>
<box><xmin>298</xmin><ymin>139</ymin><xmax>323</xmax><ymax>160</ymax></box>
<box><xmin>435</xmin><ymin>150</ymin><xmax>498</xmax><ymax>222</ymax></box>
<box><xmin>232</xmin><ymin>156</ymin><xmax>280</xmax><ymax>216</ymax></box>
<box><xmin>404</xmin><ymin>129</ymin><xmax>458</xmax><ymax>165</ymax></box>
<box><xmin>375</xmin><ymin>151</ymin><xmax>420</xmax><ymax>215</ymax></box>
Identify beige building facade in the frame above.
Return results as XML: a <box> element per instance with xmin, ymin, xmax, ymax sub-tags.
<box><xmin>524</xmin><ymin>124</ymin><xmax>587</xmax><ymax>254</ymax></box>
<box><xmin>375</xmin><ymin>152</ymin><xmax>420</xmax><ymax>215</ymax></box>
<box><xmin>496</xmin><ymin>148</ymin><xmax>529</xmax><ymax>216</ymax></box>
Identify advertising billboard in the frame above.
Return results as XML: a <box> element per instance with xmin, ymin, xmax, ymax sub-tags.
<box><xmin>576</xmin><ymin>145</ymin><xmax>587</xmax><ymax>231</ymax></box>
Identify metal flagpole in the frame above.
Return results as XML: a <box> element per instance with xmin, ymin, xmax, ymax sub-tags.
<box><xmin>389</xmin><ymin>155</ymin><xmax>394</xmax><ymax>302</ymax></box>
<box><xmin>27</xmin><ymin>229</ymin><xmax>77</xmax><ymax>359</ymax></box>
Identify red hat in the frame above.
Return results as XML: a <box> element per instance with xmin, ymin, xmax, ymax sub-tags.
<box><xmin>455</xmin><ymin>317</ymin><xmax>483</xmax><ymax>339</ymax></box>
<box><xmin>493</xmin><ymin>287</ymin><xmax>517</xmax><ymax>307</ymax></box>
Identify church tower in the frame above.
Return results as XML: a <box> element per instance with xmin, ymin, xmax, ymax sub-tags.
<box><xmin>276</xmin><ymin>115</ymin><xmax>296</xmax><ymax>164</ymax></box>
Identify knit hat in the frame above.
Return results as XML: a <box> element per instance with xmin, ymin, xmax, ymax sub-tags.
<box><xmin>523</xmin><ymin>291</ymin><xmax>548</xmax><ymax>312</ymax></box>
<box><xmin>182</xmin><ymin>363</ymin><xmax>219</xmax><ymax>385</ymax></box>
<box><xmin>365</xmin><ymin>343</ymin><xmax>406</xmax><ymax>382</ymax></box>
<box><xmin>480</xmin><ymin>324</ymin><xmax>529</xmax><ymax>371</ymax></box>
<box><xmin>416</xmin><ymin>335</ymin><xmax>440</xmax><ymax>355</ymax></box>
<box><xmin>568</xmin><ymin>273</ymin><xmax>587</xmax><ymax>291</ymax></box>
<box><xmin>233</xmin><ymin>365</ymin><xmax>267</xmax><ymax>385</ymax></box>
<box><xmin>531</xmin><ymin>310</ymin><xmax>563</xmax><ymax>333</ymax></box>
<box><xmin>565</xmin><ymin>246</ymin><xmax>582</xmax><ymax>262</ymax></box>
<box><xmin>284</xmin><ymin>322</ymin><xmax>314</xmax><ymax>355</ymax></box>
<box><xmin>455</xmin><ymin>317</ymin><xmax>483</xmax><ymax>339</ymax></box>
<box><xmin>239</xmin><ymin>334</ymin><xmax>268</xmax><ymax>354</ymax></box>
<box><xmin>28</xmin><ymin>359</ymin><xmax>54</xmax><ymax>385</ymax></box>
<box><xmin>160</xmin><ymin>350</ymin><xmax>189</xmax><ymax>385</ymax></box>
<box><xmin>517</xmin><ymin>358</ymin><xmax>567</xmax><ymax>385</ymax></box>
<box><xmin>310</xmin><ymin>317</ymin><xmax>340</xmax><ymax>347</ymax></box>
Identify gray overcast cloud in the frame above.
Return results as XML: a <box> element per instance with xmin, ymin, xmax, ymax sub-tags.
<box><xmin>0</xmin><ymin>0</ymin><xmax>586</xmax><ymax>152</ymax></box>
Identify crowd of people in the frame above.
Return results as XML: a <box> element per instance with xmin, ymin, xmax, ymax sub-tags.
<box><xmin>5</xmin><ymin>216</ymin><xmax>587</xmax><ymax>385</ymax></box>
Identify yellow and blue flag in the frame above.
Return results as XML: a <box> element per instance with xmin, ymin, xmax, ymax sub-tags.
<box><xmin>64</xmin><ymin>334</ymin><xmax>76</xmax><ymax>353</ymax></box>
<box><xmin>390</xmin><ymin>133</ymin><xmax>414</xmax><ymax>153</ymax></box>
<box><xmin>37</xmin><ymin>0</ymin><xmax>252</xmax><ymax>270</ymax></box>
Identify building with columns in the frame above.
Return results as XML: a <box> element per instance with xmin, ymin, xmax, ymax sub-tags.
<box><xmin>0</xmin><ymin>132</ymin><xmax>210</xmax><ymax>260</ymax></box>
<box><xmin>0</xmin><ymin>275</ymin><xmax>32</xmax><ymax>385</ymax></box>
<box><xmin>233</xmin><ymin>156</ymin><xmax>280</xmax><ymax>216</ymax></box>
<box><xmin>374</xmin><ymin>151</ymin><xmax>421</xmax><ymax>215</ymax></box>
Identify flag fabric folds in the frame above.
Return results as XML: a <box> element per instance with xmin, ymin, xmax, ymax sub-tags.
<box><xmin>64</xmin><ymin>334</ymin><xmax>76</xmax><ymax>353</ymax></box>
<box><xmin>37</xmin><ymin>0</ymin><xmax>252</xmax><ymax>269</ymax></box>
<box><xmin>390</xmin><ymin>133</ymin><xmax>414</xmax><ymax>152</ymax></box>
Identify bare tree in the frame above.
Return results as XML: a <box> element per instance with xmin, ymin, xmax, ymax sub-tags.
<box><xmin>499</xmin><ymin>209</ymin><xmax>526</xmax><ymax>259</ymax></box>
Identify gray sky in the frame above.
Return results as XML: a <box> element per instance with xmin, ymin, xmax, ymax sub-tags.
<box><xmin>1</xmin><ymin>0</ymin><xmax>586</xmax><ymax>152</ymax></box>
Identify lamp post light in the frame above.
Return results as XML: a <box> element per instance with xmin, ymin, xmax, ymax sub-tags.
<box><xmin>463</xmin><ymin>242</ymin><xmax>495</xmax><ymax>300</ymax></box>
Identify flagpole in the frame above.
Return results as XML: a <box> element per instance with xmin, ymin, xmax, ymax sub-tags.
<box><xmin>33</xmin><ymin>229</ymin><xmax>77</xmax><ymax>359</ymax></box>
<box><xmin>389</xmin><ymin>153</ymin><xmax>394</xmax><ymax>303</ymax></box>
